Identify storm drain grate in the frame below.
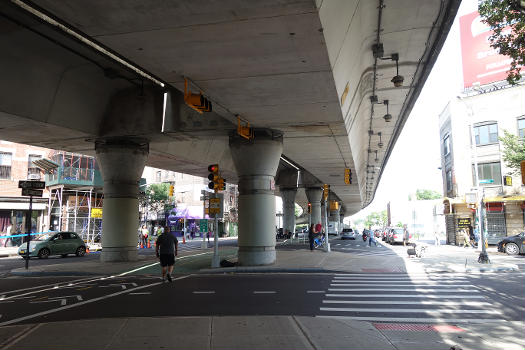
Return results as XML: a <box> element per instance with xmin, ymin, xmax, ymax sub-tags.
<box><xmin>373</xmin><ymin>323</ymin><xmax>465</xmax><ymax>332</ymax></box>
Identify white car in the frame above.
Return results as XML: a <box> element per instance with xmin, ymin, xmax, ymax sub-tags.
<box><xmin>388</xmin><ymin>228</ymin><xmax>408</xmax><ymax>244</ymax></box>
<box><xmin>341</xmin><ymin>229</ymin><xmax>356</xmax><ymax>240</ymax></box>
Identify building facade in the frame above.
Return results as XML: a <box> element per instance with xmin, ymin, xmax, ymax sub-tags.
<box><xmin>0</xmin><ymin>141</ymin><xmax>50</xmax><ymax>244</ymax></box>
<box><xmin>439</xmin><ymin>84</ymin><xmax>525</xmax><ymax>244</ymax></box>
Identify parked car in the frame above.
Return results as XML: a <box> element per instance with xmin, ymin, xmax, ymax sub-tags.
<box><xmin>387</xmin><ymin>228</ymin><xmax>407</xmax><ymax>244</ymax></box>
<box><xmin>497</xmin><ymin>232</ymin><xmax>525</xmax><ymax>255</ymax></box>
<box><xmin>341</xmin><ymin>228</ymin><xmax>356</xmax><ymax>240</ymax></box>
<box><xmin>18</xmin><ymin>232</ymin><xmax>86</xmax><ymax>259</ymax></box>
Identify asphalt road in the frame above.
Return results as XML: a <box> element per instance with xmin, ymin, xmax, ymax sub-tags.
<box><xmin>1</xmin><ymin>237</ymin><xmax>524</xmax><ymax>327</ymax></box>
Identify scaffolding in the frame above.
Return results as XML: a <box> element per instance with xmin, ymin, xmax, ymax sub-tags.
<box><xmin>45</xmin><ymin>150</ymin><xmax>103</xmax><ymax>244</ymax></box>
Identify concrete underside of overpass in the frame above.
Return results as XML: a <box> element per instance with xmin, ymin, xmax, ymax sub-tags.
<box><xmin>0</xmin><ymin>0</ymin><xmax>460</xmax><ymax>215</ymax></box>
<box><xmin>0</xmin><ymin>0</ymin><xmax>459</xmax><ymax>263</ymax></box>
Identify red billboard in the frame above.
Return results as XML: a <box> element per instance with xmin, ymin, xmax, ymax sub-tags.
<box><xmin>459</xmin><ymin>11</ymin><xmax>514</xmax><ymax>88</ymax></box>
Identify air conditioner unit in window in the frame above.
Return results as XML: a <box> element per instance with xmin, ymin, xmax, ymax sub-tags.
<box><xmin>27</xmin><ymin>174</ymin><xmax>41</xmax><ymax>180</ymax></box>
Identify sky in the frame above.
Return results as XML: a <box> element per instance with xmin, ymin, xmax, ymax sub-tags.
<box><xmin>349</xmin><ymin>0</ymin><xmax>478</xmax><ymax>222</ymax></box>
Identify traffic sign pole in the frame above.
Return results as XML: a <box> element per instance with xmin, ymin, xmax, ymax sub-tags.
<box><xmin>212</xmin><ymin>193</ymin><xmax>220</xmax><ymax>268</ymax></box>
<box><xmin>24</xmin><ymin>195</ymin><xmax>32</xmax><ymax>269</ymax></box>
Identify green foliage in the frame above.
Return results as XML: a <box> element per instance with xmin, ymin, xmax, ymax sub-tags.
<box><xmin>396</xmin><ymin>221</ymin><xmax>404</xmax><ymax>228</ymax></box>
<box><xmin>478</xmin><ymin>0</ymin><xmax>524</xmax><ymax>85</ymax></box>
<box><xmin>499</xmin><ymin>129</ymin><xmax>525</xmax><ymax>174</ymax></box>
<box><xmin>415</xmin><ymin>189</ymin><xmax>442</xmax><ymax>200</ymax></box>
<box><xmin>143</xmin><ymin>183</ymin><xmax>172</xmax><ymax>213</ymax></box>
<box><xmin>364</xmin><ymin>210</ymin><xmax>387</xmax><ymax>228</ymax></box>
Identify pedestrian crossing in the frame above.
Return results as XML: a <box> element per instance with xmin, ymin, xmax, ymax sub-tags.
<box><xmin>317</xmin><ymin>273</ymin><xmax>505</xmax><ymax>323</ymax></box>
<box><xmin>332</xmin><ymin>244</ymin><xmax>400</xmax><ymax>257</ymax></box>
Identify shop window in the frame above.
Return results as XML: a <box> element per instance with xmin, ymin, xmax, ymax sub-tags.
<box><xmin>472</xmin><ymin>162</ymin><xmax>502</xmax><ymax>186</ymax></box>
<box><xmin>474</xmin><ymin>123</ymin><xmax>498</xmax><ymax>145</ymax></box>
<box><xmin>0</xmin><ymin>152</ymin><xmax>12</xmax><ymax>179</ymax></box>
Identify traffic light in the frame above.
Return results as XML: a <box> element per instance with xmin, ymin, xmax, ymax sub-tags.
<box><xmin>323</xmin><ymin>184</ymin><xmax>330</xmax><ymax>201</ymax></box>
<box><xmin>216</xmin><ymin>177</ymin><xmax>226</xmax><ymax>191</ymax></box>
<box><xmin>307</xmin><ymin>203</ymin><xmax>311</xmax><ymax>214</ymax></box>
<box><xmin>169</xmin><ymin>185</ymin><xmax>174</xmax><ymax>197</ymax></box>
<box><xmin>184</xmin><ymin>78</ymin><xmax>212</xmax><ymax>113</ymax></box>
<box><xmin>208</xmin><ymin>164</ymin><xmax>219</xmax><ymax>190</ymax></box>
<box><xmin>344</xmin><ymin>168</ymin><xmax>352</xmax><ymax>184</ymax></box>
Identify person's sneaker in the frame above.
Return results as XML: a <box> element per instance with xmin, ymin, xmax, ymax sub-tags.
<box><xmin>167</xmin><ymin>274</ymin><xmax>172</xmax><ymax>282</ymax></box>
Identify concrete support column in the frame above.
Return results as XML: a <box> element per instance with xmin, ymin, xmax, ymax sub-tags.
<box><xmin>281</xmin><ymin>188</ymin><xmax>297</xmax><ymax>236</ymax></box>
<box><xmin>305</xmin><ymin>187</ymin><xmax>322</xmax><ymax>227</ymax></box>
<box><xmin>230</xmin><ymin>130</ymin><xmax>283</xmax><ymax>266</ymax></box>
<box><xmin>95</xmin><ymin>138</ymin><xmax>148</xmax><ymax>262</ymax></box>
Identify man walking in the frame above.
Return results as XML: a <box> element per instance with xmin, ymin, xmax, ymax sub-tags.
<box><xmin>155</xmin><ymin>226</ymin><xmax>178</xmax><ymax>282</ymax></box>
<box><xmin>403</xmin><ymin>225</ymin><xmax>410</xmax><ymax>247</ymax></box>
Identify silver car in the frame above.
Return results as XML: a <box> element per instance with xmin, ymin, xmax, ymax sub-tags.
<box><xmin>341</xmin><ymin>228</ymin><xmax>356</xmax><ymax>240</ymax></box>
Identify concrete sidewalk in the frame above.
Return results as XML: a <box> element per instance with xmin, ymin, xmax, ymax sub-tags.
<box><xmin>0</xmin><ymin>316</ymin><xmax>522</xmax><ymax>350</ymax></box>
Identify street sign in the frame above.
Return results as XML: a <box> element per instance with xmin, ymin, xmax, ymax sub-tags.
<box><xmin>91</xmin><ymin>208</ymin><xmax>103</xmax><ymax>218</ymax></box>
<box><xmin>18</xmin><ymin>180</ymin><xmax>45</xmax><ymax>189</ymax></box>
<box><xmin>457</xmin><ymin>217</ymin><xmax>471</xmax><ymax>228</ymax></box>
<box><xmin>209</xmin><ymin>198</ymin><xmax>221</xmax><ymax>214</ymax></box>
<box><xmin>199</xmin><ymin>220</ymin><xmax>208</xmax><ymax>232</ymax></box>
<box><xmin>21</xmin><ymin>188</ymin><xmax>43</xmax><ymax>197</ymax></box>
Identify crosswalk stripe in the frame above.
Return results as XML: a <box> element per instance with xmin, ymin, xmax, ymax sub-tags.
<box><xmin>330</xmin><ymin>283</ymin><xmax>472</xmax><ymax>287</ymax></box>
<box><xmin>333</xmin><ymin>277</ymin><xmax>446</xmax><ymax>280</ymax></box>
<box><xmin>325</xmin><ymin>294</ymin><xmax>485</xmax><ymax>299</ymax></box>
<box><xmin>322</xmin><ymin>300</ymin><xmax>491</xmax><ymax>306</ymax></box>
<box><xmin>319</xmin><ymin>307</ymin><xmax>502</xmax><ymax>314</ymax></box>
<box><xmin>317</xmin><ymin>316</ymin><xmax>507</xmax><ymax>323</ymax></box>
<box><xmin>328</xmin><ymin>288</ymin><xmax>477</xmax><ymax>292</ymax></box>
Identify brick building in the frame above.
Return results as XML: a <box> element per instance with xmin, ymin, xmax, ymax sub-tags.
<box><xmin>0</xmin><ymin>140</ymin><xmax>51</xmax><ymax>242</ymax></box>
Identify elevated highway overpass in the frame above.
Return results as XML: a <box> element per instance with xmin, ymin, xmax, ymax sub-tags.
<box><xmin>0</xmin><ymin>0</ymin><xmax>460</xmax><ymax>264</ymax></box>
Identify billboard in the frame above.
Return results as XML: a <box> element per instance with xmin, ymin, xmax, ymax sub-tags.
<box><xmin>459</xmin><ymin>11</ymin><xmax>514</xmax><ymax>88</ymax></box>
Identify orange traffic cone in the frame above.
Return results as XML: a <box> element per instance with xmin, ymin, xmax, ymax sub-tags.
<box><xmin>85</xmin><ymin>246</ymin><xmax>90</xmax><ymax>254</ymax></box>
<box><xmin>140</xmin><ymin>243</ymin><xmax>144</xmax><ymax>249</ymax></box>
<box><xmin>182</xmin><ymin>234</ymin><xmax>186</xmax><ymax>244</ymax></box>
<box><xmin>147</xmin><ymin>241</ymin><xmax>151</xmax><ymax>249</ymax></box>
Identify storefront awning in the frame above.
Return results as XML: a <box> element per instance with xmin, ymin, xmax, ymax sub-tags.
<box><xmin>484</xmin><ymin>195</ymin><xmax>525</xmax><ymax>203</ymax></box>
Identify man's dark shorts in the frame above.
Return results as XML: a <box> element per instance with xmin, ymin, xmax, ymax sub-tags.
<box><xmin>159</xmin><ymin>253</ymin><xmax>175</xmax><ymax>267</ymax></box>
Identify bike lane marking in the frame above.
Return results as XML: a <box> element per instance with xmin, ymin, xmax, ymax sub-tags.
<box><xmin>0</xmin><ymin>275</ymin><xmax>192</xmax><ymax>327</ymax></box>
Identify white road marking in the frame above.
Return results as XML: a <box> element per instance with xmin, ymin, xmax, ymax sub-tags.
<box><xmin>253</xmin><ymin>291</ymin><xmax>276</xmax><ymax>294</ymax></box>
<box><xmin>30</xmin><ymin>295</ymin><xmax>82</xmax><ymax>306</ymax></box>
<box><xmin>323</xmin><ymin>300</ymin><xmax>491</xmax><ymax>306</ymax></box>
<box><xmin>325</xmin><ymin>294</ymin><xmax>485</xmax><ymax>299</ymax></box>
<box><xmin>0</xmin><ymin>276</ymin><xmax>98</xmax><ymax>298</ymax></box>
<box><xmin>0</xmin><ymin>275</ymin><xmax>191</xmax><ymax>327</ymax></box>
<box><xmin>99</xmin><ymin>282</ymin><xmax>138</xmax><ymax>290</ymax></box>
<box><xmin>118</xmin><ymin>252</ymin><xmax>211</xmax><ymax>276</ymax></box>
<box><xmin>319</xmin><ymin>307</ymin><xmax>502</xmax><ymax>314</ymax></box>
<box><xmin>317</xmin><ymin>316</ymin><xmax>507</xmax><ymax>323</ymax></box>
<box><xmin>193</xmin><ymin>291</ymin><xmax>215</xmax><ymax>294</ymax></box>
<box><xmin>330</xmin><ymin>283</ymin><xmax>471</xmax><ymax>287</ymax></box>
<box><xmin>129</xmin><ymin>292</ymin><xmax>151</xmax><ymax>295</ymax></box>
<box><xmin>306</xmin><ymin>291</ymin><xmax>325</xmax><ymax>294</ymax></box>
<box><xmin>328</xmin><ymin>288</ymin><xmax>477</xmax><ymax>292</ymax></box>
<box><xmin>333</xmin><ymin>276</ymin><xmax>467</xmax><ymax>280</ymax></box>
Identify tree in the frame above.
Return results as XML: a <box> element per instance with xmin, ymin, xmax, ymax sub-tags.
<box><xmin>295</xmin><ymin>203</ymin><xmax>303</xmax><ymax>218</ymax></box>
<box><xmin>500</xmin><ymin>129</ymin><xmax>525</xmax><ymax>174</ymax></box>
<box><xmin>415</xmin><ymin>189</ymin><xmax>442</xmax><ymax>200</ymax></box>
<box><xmin>364</xmin><ymin>210</ymin><xmax>387</xmax><ymax>228</ymax></box>
<box><xmin>140</xmin><ymin>183</ymin><xmax>172</xmax><ymax>217</ymax></box>
<box><xmin>478</xmin><ymin>0</ymin><xmax>524</xmax><ymax>85</ymax></box>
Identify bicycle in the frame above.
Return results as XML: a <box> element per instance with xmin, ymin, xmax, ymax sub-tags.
<box><xmin>313</xmin><ymin>235</ymin><xmax>325</xmax><ymax>249</ymax></box>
